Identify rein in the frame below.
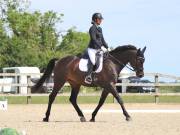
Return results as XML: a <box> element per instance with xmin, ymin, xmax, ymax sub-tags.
<box><xmin>106</xmin><ymin>52</ymin><xmax>135</xmax><ymax>72</ymax></box>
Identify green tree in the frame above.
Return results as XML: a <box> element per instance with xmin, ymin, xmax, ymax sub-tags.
<box><xmin>0</xmin><ymin>0</ymin><xmax>63</xmax><ymax>69</ymax></box>
<box><xmin>0</xmin><ymin>0</ymin><xmax>90</xmax><ymax>70</ymax></box>
<box><xmin>58</xmin><ymin>28</ymin><xmax>89</xmax><ymax>56</ymax></box>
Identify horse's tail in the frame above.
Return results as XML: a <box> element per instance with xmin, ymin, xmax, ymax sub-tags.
<box><xmin>33</xmin><ymin>58</ymin><xmax>58</xmax><ymax>90</ymax></box>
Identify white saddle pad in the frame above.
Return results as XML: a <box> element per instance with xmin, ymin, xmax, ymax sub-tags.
<box><xmin>79</xmin><ymin>58</ymin><xmax>103</xmax><ymax>73</ymax></box>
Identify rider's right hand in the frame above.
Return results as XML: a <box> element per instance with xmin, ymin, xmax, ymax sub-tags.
<box><xmin>107</xmin><ymin>48</ymin><xmax>111</xmax><ymax>51</ymax></box>
<box><xmin>101</xmin><ymin>46</ymin><xmax>108</xmax><ymax>52</ymax></box>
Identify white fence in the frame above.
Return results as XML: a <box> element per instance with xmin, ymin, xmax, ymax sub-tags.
<box><xmin>0</xmin><ymin>72</ymin><xmax>180</xmax><ymax>103</ymax></box>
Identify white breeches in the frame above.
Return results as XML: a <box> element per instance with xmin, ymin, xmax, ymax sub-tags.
<box><xmin>87</xmin><ymin>48</ymin><xmax>103</xmax><ymax>65</ymax></box>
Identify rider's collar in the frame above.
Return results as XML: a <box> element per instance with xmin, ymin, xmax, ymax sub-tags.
<box><xmin>94</xmin><ymin>23</ymin><xmax>100</xmax><ymax>28</ymax></box>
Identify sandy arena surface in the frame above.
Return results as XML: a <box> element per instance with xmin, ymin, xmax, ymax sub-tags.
<box><xmin>0</xmin><ymin>103</ymin><xmax>180</xmax><ymax>135</ymax></box>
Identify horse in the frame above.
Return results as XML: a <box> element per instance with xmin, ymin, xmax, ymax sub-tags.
<box><xmin>32</xmin><ymin>45</ymin><xmax>146</xmax><ymax>122</ymax></box>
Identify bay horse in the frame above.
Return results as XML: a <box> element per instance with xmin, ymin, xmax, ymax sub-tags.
<box><xmin>33</xmin><ymin>45</ymin><xmax>146</xmax><ymax>122</ymax></box>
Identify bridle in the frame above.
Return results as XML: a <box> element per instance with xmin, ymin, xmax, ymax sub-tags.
<box><xmin>106</xmin><ymin>51</ymin><xmax>144</xmax><ymax>72</ymax></box>
<box><xmin>134</xmin><ymin>56</ymin><xmax>145</xmax><ymax>72</ymax></box>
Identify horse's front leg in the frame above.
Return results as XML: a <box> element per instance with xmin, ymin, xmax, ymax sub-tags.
<box><xmin>108</xmin><ymin>83</ymin><xmax>131</xmax><ymax>121</ymax></box>
<box><xmin>90</xmin><ymin>89</ymin><xmax>109</xmax><ymax>122</ymax></box>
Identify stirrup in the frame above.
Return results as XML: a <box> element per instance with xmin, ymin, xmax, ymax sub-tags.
<box><xmin>85</xmin><ymin>76</ymin><xmax>92</xmax><ymax>84</ymax></box>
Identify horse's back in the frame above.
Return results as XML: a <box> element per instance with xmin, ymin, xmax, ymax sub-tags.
<box><xmin>54</xmin><ymin>55</ymin><xmax>79</xmax><ymax>72</ymax></box>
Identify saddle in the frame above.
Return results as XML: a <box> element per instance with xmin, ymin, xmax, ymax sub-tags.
<box><xmin>79</xmin><ymin>49</ymin><xmax>103</xmax><ymax>73</ymax></box>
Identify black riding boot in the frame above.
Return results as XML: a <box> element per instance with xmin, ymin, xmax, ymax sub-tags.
<box><xmin>85</xmin><ymin>63</ymin><xmax>94</xmax><ymax>84</ymax></box>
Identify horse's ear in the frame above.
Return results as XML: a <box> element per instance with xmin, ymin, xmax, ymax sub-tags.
<box><xmin>137</xmin><ymin>48</ymin><xmax>141</xmax><ymax>55</ymax></box>
<box><xmin>142</xmin><ymin>46</ymin><xmax>146</xmax><ymax>54</ymax></box>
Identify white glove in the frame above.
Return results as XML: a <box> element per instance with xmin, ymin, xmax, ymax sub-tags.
<box><xmin>101</xmin><ymin>46</ymin><xmax>108</xmax><ymax>52</ymax></box>
<box><xmin>107</xmin><ymin>48</ymin><xmax>111</xmax><ymax>51</ymax></box>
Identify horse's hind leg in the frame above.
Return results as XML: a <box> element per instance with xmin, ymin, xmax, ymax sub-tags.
<box><xmin>43</xmin><ymin>81</ymin><xmax>65</xmax><ymax>122</ymax></box>
<box><xmin>69</xmin><ymin>84</ymin><xmax>86</xmax><ymax>122</ymax></box>
<box><xmin>90</xmin><ymin>90</ymin><xmax>109</xmax><ymax>122</ymax></box>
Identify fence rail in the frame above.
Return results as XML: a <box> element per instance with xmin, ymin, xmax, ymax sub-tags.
<box><xmin>0</xmin><ymin>82</ymin><xmax>180</xmax><ymax>87</ymax></box>
<box><xmin>119</xmin><ymin>73</ymin><xmax>180</xmax><ymax>80</ymax></box>
<box><xmin>1</xmin><ymin>93</ymin><xmax>180</xmax><ymax>97</ymax></box>
<box><xmin>0</xmin><ymin>72</ymin><xmax>180</xmax><ymax>80</ymax></box>
<box><xmin>0</xmin><ymin>72</ymin><xmax>180</xmax><ymax>103</ymax></box>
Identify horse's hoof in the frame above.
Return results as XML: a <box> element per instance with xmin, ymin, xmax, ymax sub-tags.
<box><xmin>126</xmin><ymin>116</ymin><xmax>132</xmax><ymax>121</ymax></box>
<box><xmin>80</xmin><ymin>117</ymin><xmax>86</xmax><ymax>122</ymax></box>
<box><xmin>89</xmin><ymin>119</ymin><xmax>95</xmax><ymax>122</ymax></box>
<box><xmin>43</xmin><ymin>118</ymin><xmax>49</xmax><ymax>122</ymax></box>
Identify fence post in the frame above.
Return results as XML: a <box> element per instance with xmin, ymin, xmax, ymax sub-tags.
<box><xmin>155</xmin><ymin>75</ymin><xmax>159</xmax><ymax>103</ymax></box>
<box><xmin>27</xmin><ymin>76</ymin><xmax>31</xmax><ymax>94</ymax></box>
<box><xmin>27</xmin><ymin>76</ymin><xmax>31</xmax><ymax>104</ymax></box>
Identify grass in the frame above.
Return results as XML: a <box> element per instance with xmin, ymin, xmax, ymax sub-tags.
<box><xmin>1</xmin><ymin>95</ymin><xmax>114</xmax><ymax>104</ymax></box>
<box><xmin>159</xmin><ymin>96</ymin><xmax>180</xmax><ymax>103</ymax></box>
<box><xmin>159</xmin><ymin>86</ymin><xmax>180</xmax><ymax>93</ymax></box>
<box><xmin>1</xmin><ymin>95</ymin><xmax>180</xmax><ymax>104</ymax></box>
<box><xmin>62</xmin><ymin>86</ymin><xmax>102</xmax><ymax>93</ymax></box>
<box><xmin>122</xmin><ymin>95</ymin><xmax>155</xmax><ymax>103</ymax></box>
<box><xmin>4</xmin><ymin>96</ymin><xmax>27</xmax><ymax>104</ymax></box>
<box><xmin>0</xmin><ymin>96</ymin><xmax>7</xmax><ymax>101</ymax></box>
<box><xmin>30</xmin><ymin>96</ymin><xmax>114</xmax><ymax>104</ymax></box>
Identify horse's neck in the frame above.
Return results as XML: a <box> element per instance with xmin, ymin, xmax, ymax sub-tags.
<box><xmin>110</xmin><ymin>50</ymin><xmax>132</xmax><ymax>74</ymax></box>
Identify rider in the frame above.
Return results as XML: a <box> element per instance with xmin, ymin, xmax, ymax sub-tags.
<box><xmin>85</xmin><ymin>13</ymin><xmax>111</xmax><ymax>84</ymax></box>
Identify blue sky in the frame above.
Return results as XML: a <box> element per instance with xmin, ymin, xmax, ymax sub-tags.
<box><xmin>29</xmin><ymin>0</ymin><xmax>180</xmax><ymax>76</ymax></box>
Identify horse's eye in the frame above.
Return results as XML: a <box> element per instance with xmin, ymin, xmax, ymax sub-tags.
<box><xmin>142</xmin><ymin>59</ymin><xmax>145</xmax><ymax>63</ymax></box>
<box><xmin>138</xmin><ymin>59</ymin><xmax>144</xmax><ymax>64</ymax></box>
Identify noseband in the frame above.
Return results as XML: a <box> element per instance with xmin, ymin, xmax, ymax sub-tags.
<box><xmin>133</xmin><ymin>56</ymin><xmax>145</xmax><ymax>72</ymax></box>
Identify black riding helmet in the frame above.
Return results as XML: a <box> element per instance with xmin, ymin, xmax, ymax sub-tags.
<box><xmin>91</xmin><ymin>13</ymin><xmax>103</xmax><ymax>24</ymax></box>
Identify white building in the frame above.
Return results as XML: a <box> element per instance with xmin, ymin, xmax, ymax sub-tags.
<box><xmin>1</xmin><ymin>67</ymin><xmax>40</xmax><ymax>94</ymax></box>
